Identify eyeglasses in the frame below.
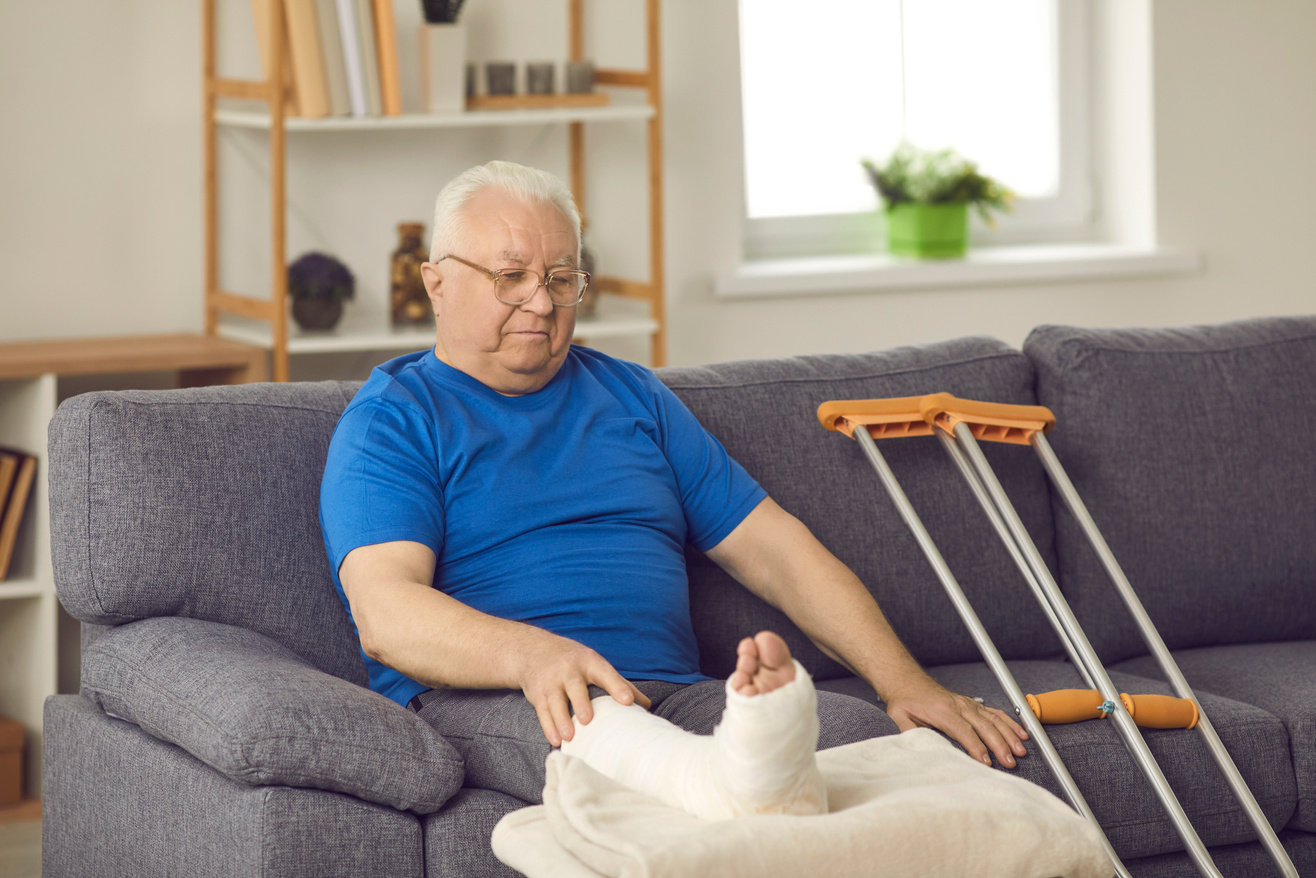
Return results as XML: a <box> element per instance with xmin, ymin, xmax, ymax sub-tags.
<box><xmin>439</xmin><ymin>254</ymin><xmax>590</xmax><ymax>307</ymax></box>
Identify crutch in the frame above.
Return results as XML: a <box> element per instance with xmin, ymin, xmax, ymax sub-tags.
<box><xmin>817</xmin><ymin>394</ymin><xmax>1298</xmax><ymax>878</ymax></box>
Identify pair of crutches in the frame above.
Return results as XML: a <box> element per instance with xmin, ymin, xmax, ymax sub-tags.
<box><xmin>817</xmin><ymin>394</ymin><xmax>1298</xmax><ymax>878</ymax></box>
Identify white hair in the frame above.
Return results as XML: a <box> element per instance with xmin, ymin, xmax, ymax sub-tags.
<box><xmin>429</xmin><ymin>160</ymin><xmax>582</xmax><ymax>262</ymax></box>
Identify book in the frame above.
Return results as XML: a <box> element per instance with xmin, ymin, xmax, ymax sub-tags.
<box><xmin>334</xmin><ymin>0</ymin><xmax>368</xmax><ymax>116</ymax></box>
<box><xmin>371</xmin><ymin>0</ymin><xmax>404</xmax><ymax>116</ymax></box>
<box><xmin>249</xmin><ymin>0</ymin><xmax>302</xmax><ymax>115</ymax></box>
<box><xmin>0</xmin><ymin>452</ymin><xmax>17</xmax><ymax>516</ymax></box>
<box><xmin>315</xmin><ymin>0</ymin><xmax>351</xmax><ymax>115</ymax></box>
<box><xmin>0</xmin><ymin>451</ymin><xmax>36</xmax><ymax>581</ymax></box>
<box><xmin>353</xmin><ymin>0</ymin><xmax>384</xmax><ymax>116</ymax></box>
<box><xmin>283</xmin><ymin>0</ymin><xmax>332</xmax><ymax>118</ymax></box>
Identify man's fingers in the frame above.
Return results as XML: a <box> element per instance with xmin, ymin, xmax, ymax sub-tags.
<box><xmin>532</xmin><ymin>700</ymin><xmax>562</xmax><ymax>748</ymax></box>
<box><xmin>595</xmin><ymin>666</ymin><xmax>650</xmax><ymax>710</ymax></box>
<box><xmin>963</xmin><ymin>704</ymin><xmax>1025</xmax><ymax>768</ymax></box>
<box><xmin>629</xmin><ymin>682</ymin><xmax>652</xmax><ymax>710</ymax></box>
<box><xmin>566</xmin><ymin>679</ymin><xmax>594</xmax><ymax>726</ymax></box>
<box><xmin>545</xmin><ymin>689</ymin><xmax>575</xmax><ymax>745</ymax></box>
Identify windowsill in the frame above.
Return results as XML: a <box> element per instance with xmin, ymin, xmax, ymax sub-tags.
<box><xmin>715</xmin><ymin>243</ymin><xmax>1202</xmax><ymax>299</ymax></box>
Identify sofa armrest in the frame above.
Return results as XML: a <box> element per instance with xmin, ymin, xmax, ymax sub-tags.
<box><xmin>80</xmin><ymin>616</ymin><xmax>464</xmax><ymax>814</ymax></box>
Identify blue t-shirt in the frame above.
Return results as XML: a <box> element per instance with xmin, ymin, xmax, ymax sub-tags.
<box><xmin>319</xmin><ymin>345</ymin><xmax>767</xmax><ymax>706</ymax></box>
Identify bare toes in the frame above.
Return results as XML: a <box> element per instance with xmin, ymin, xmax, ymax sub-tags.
<box><xmin>748</xmin><ymin>632</ymin><xmax>795</xmax><ymax>694</ymax></box>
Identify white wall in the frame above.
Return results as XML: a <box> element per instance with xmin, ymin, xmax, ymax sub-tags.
<box><xmin>2</xmin><ymin>1</ymin><xmax>1314</xmax><ymax>367</ymax></box>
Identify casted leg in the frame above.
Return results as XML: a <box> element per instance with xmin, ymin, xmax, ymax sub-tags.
<box><xmin>560</xmin><ymin>631</ymin><xmax>828</xmax><ymax>820</ymax></box>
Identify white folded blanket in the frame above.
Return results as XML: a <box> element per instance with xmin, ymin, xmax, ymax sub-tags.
<box><xmin>492</xmin><ymin>728</ymin><xmax>1110</xmax><ymax>878</ymax></box>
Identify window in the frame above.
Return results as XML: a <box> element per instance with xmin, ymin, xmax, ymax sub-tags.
<box><xmin>738</xmin><ymin>0</ymin><xmax>1091</xmax><ymax>259</ymax></box>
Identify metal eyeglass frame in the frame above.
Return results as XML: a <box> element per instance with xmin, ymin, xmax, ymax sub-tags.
<box><xmin>438</xmin><ymin>254</ymin><xmax>591</xmax><ymax>307</ymax></box>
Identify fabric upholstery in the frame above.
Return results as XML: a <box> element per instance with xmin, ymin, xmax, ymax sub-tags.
<box><xmin>80</xmin><ymin>616</ymin><xmax>464</xmax><ymax>813</ymax></box>
<box><xmin>658</xmin><ymin>337</ymin><xmax>1065</xmax><ymax>679</ymax></box>
<box><xmin>47</xmin><ymin>382</ymin><xmax>368</xmax><ymax>685</ymax></box>
<box><xmin>1122</xmin><ymin>829</ymin><xmax>1316</xmax><ymax>878</ymax></box>
<box><xmin>1115</xmin><ymin>641</ymin><xmax>1316</xmax><ymax>832</ymax></box>
<box><xmin>1025</xmin><ymin>316</ymin><xmax>1316</xmax><ymax>662</ymax></box>
<box><xmin>42</xmin><ymin>695</ymin><xmax>425</xmax><ymax>878</ymax></box>
<box><xmin>424</xmin><ymin>789</ymin><xmax>526</xmax><ymax>878</ymax></box>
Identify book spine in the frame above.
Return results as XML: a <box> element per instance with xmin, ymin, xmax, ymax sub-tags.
<box><xmin>249</xmin><ymin>0</ymin><xmax>301</xmax><ymax>116</ymax></box>
<box><xmin>315</xmin><ymin>0</ymin><xmax>352</xmax><ymax>115</ymax></box>
<box><xmin>353</xmin><ymin>0</ymin><xmax>383</xmax><ymax>116</ymax></box>
<box><xmin>0</xmin><ymin>454</ymin><xmax>36</xmax><ymax>581</ymax></box>
<box><xmin>284</xmin><ymin>0</ymin><xmax>332</xmax><ymax>118</ymax></box>
<box><xmin>371</xmin><ymin>0</ymin><xmax>403</xmax><ymax>116</ymax></box>
<box><xmin>334</xmin><ymin>0</ymin><xmax>368</xmax><ymax>116</ymax></box>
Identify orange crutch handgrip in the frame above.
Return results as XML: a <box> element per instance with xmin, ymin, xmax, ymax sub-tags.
<box><xmin>1027</xmin><ymin>689</ymin><xmax>1198</xmax><ymax>729</ymax></box>
<box><xmin>1025</xmin><ymin>689</ymin><xmax>1109</xmax><ymax>724</ymax></box>
<box><xmin>1123</xmin><ymin>693</ymin><xmax>1200</xmax><ymax>729</ymax></box>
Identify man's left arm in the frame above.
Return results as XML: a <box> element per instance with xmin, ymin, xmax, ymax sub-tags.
<box><xmin>705</xmin><ymin>496</ymin><xmax>1029</xmax><ymax>769</ymax></box>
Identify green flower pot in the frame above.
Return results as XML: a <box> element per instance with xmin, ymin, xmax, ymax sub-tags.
<box><xmin>886</xmin><ymin>202</ymin><xmax>969</xmax><ymax>259</ymax></box>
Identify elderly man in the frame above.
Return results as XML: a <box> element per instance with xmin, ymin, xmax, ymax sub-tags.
<box><xmin>319</xmin><ymin>161</ymin><xmax>1027</xmax><ymax>807</ymax></box>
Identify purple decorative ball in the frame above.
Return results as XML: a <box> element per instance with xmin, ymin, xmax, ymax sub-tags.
<box><xmin>288</xmin><ymin>252</ymin><xmax>354</xmax><ymax>302</ymax></box>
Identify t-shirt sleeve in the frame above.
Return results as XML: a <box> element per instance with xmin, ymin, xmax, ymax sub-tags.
<box><xmin>320</xmin><ymin>395</ymin><xmax>446</xmax><ymax>574</ymax></box>
<box><xmin>648</xmin><ymin>377</ymin><xmax>767</xmax><ymax>552</ymax></box>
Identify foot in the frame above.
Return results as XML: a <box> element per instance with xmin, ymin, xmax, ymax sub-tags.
<box><xmin>715</xmin><ymin>631</ymin><xmax>827</xmax><ymax>817</ymax></box>
<box><xmin>729</xmin><ymin>631</ymin><xmax>797</xmax><ymax>696</ymax></box>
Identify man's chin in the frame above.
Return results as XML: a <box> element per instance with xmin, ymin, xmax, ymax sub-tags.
<box><xmin>493</xmin><ymin>348</ymin><xmax>570</xmax><ymax>393</ymax></box>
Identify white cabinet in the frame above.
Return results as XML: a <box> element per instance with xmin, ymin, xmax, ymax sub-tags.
<box><xmin>0</xmin><ymin>374</ymin><xmax>59</xmax><ymax>805</ymax></box>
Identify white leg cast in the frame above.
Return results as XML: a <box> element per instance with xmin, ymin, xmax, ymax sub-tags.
<box><xmin>559</xmin><ymin>661</ymin><xmax>827</xmax><ymax>820</ymax></box>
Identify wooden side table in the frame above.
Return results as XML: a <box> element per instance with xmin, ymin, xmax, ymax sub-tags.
<box><xmin>0</xmin><ymin>332</ymin><xmax>265</xmax><ymax>804</ymax></box>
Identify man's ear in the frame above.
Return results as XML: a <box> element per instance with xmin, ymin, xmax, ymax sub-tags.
<box><xmin>420</xmin><ymin>262</ymin><xmax>443</xmax><ymax>315</ymax></box>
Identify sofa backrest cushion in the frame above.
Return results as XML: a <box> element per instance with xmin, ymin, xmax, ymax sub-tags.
<box><xmin>49</xmin><ymin>381</ymin><xmax>368</xmax><ymax>686</ymax></box>
<box><xmin>659</xmin><ymin>337</ymin><xmax>1064</xmax><ymax>681</ymax></box>
<box><xmin>1026</xmin><ymin>316</ymin><xmax>1316</xmax><ymax>662</ymax></box>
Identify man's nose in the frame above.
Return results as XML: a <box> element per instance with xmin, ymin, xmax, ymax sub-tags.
<box><xmin>520</xmin><ymin>280</ymin><xmax>556</xmax><ymax>316</ymax></box>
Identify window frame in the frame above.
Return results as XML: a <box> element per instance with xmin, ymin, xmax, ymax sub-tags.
<box><xmin>739</xmin><ymin>0</ymin><xmax>1094</xmax><ymax>262</ymax></box>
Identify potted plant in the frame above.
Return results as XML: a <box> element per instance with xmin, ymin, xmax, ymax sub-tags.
<box><xmin>862</xmin><ymin>143</ymin><xmax>1013</xmax><ymax>259</ymax></box>
<box><xmin>288</xmin><ymin>252</ymin><xmax>354</xmax><ymax>332</ymax></box>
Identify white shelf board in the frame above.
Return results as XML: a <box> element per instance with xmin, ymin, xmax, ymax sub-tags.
<box><xmin>717</xmin><ymin>244</ymin><xmax>1202</xmax><ymax>298</ymax></box>
<box><xmin>215</xmin><ymin>103</ymin><xmax>655</xmax><ymax>132</ymax></box>
<box><xmin>0</xmin><ymin>578</ymin><xmax>47</xmax><ymax>601</ymax></box>
<box><xmin>218</xmin><ymin>294</ymin><xmax>658</xmax><ymax>354</ymax></box>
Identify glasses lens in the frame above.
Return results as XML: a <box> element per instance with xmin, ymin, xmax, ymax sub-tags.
<box><xmin>546</xmin><ymin>271</ymin><xmax>587</xmax><ymax>305</ymax></box>
<box><xmin>493</xmin><ymin>270</ymin><xmax>538</xmax><ymax>303</ymax></box>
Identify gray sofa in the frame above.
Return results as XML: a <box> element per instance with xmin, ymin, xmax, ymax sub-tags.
<box><xmin>42</xmin><ymin>315</ymin><xmax>1316</xmax><ymax>877</ymax></box>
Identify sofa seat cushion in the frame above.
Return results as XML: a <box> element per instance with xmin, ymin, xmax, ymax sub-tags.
<box><xmin>659</xmin><ymin>337</ymin><xmax>1065</xmax><ymax>680</ymax></box>
<box><xmin>821</xmin><ymin>660</ymin><xmax>1295</xmax><ymax>860</ymax></box>
<box><xmin>43</xmin><ymin>694</ymin><xmax>427</xmax><ymax>878</ymax></box>
<box><xmin>1114</xmin><ymin>641</ymin><xmax>1316</xmax><ymax>832</ymax></box>
<box><xmin>424</xmin><ymin>789</ymin><xmax>526</xmax><ymax>878</ymax></box>
<box><xmin>81</xmin><ymin>616</ymin><xmax>465</xmax><ymax>814</ymax></box>
<box><xmin>1025</xmin><ymin>317</ymin><xmax>1316</xmax><ymax>663</ymax></box>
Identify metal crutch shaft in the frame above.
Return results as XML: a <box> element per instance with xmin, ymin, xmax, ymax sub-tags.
<box><xmin>933</xmin><ymin>431</ymin><xmax>1097</xmax><ymax>690</ymax></box>
<box><xmin>850</xmin><ymin>425</ymin><xmax>1129</xmax><ymax>878</ymax></box>
<box><xmin>950</xmin><ymin>421</ymin><xmax>1223</xmax><ymax>878</ymax></box>
<box><xmin>1030</xmin><ymin>433</ymin><xmax>1298</xmax><ymax>878</ymax></box>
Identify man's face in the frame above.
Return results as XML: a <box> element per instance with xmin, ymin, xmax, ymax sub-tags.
<box><xmin>420</xmin><ymin>188</ymin><xmax>578</xmax><ymax>396</ymax></box>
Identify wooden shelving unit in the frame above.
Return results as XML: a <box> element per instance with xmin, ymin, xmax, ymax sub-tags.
<box><xmin>0</xmin><ymin>333</ymin><xmax>265</xmax><ymax>801</ymax></box>
<box><xmin>202</xmin><ymin>0</ymin><xmax>666</xmax><ymax>381</ymax></box>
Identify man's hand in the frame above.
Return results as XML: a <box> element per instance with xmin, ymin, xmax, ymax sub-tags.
<box><xmin>516</xmin><ymin>632</ymin><xmax>652</xmax><ymax>747</ymax></box>
<box><xmin>883</xmin><ymin>676</ymin><xmax>1029</xmax><ymax>768</ymax></box>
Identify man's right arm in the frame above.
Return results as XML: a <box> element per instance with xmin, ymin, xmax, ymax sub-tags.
<box><xmin>339</xmin><ymin>540</ymin><xmax>650</xmax><ymax>746</ymax></box>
